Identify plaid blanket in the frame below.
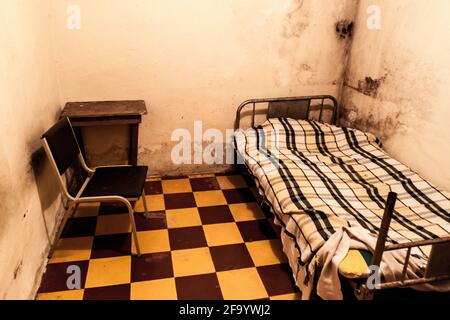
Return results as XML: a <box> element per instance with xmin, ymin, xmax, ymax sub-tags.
<box><xmin>235</xmin><ymin>118</ymin><xmax>450</xmax><ymax>299</ymax></box>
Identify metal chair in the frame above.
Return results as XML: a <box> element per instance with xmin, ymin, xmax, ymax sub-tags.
<box><xmin>41</xmin><ymin>117</ymin><xmax>148</xmax><ymax>256</ymax></box>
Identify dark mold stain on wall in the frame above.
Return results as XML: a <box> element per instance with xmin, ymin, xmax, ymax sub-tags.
<box><xmin>340</xmin><ymin>100</ymin><xmax>403</xmax><ymax>142</ymax></box>
<box><xmin>345</xmin><ymin>74</ymin><xmax>388</xmax><ymax>98</ymax></box>
<box><xmin>30</xmin><ymin>147</ymin><xmax>46</xmax><ymax>176</ymax></box>
<box><xmin>30</xmin><ymin>145</ymin><xmax>60</xmax><ymax>215</ymax></box>
<box><xmin>336</xmin><ymin>20</ymin><xmax>354</xmax><ymax>39</ymax></box>
<box><xmin>357</xmin><ymin>76</ymin><xmax>385</xmax><ymax>97</ymax></box>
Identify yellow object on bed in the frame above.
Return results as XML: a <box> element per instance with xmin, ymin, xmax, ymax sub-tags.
<box><xmin>338</xmin><ymin>249</ymin><xmax>372</xmax><ymax>279</ymax></box>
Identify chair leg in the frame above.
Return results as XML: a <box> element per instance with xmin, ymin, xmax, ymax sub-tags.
<box><xmin>123</xmin><ymin>200</ymin><xmax>141</xmax><ymax>257</ymax></box>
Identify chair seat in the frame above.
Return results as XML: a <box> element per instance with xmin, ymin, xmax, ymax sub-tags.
<box><xmin>82</xmin><ymin>166</ymin><xmax>148</xmax><ymax>199</ymax></box>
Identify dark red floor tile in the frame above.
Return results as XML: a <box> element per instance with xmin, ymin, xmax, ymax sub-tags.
<box><xmin>198</xmin><ymin>205</ymin><xmax>234</xmax><ymax>225</ymax></box>
<box><xmin>83</xmin><ymin>284</ymin><xmax>130</xmax><ymax>300</ymax></box>
<box><xmin>257</xmin><ymin>264</ymin><xmax>299</xmax><ymax>296</ymax></box>
<box><xmin>189</xmin><ymin>177</ymin><xmax>220</xmax><ymax>191</ymax></box>
<box><xmin>90</xmin><ymin>233</ymin><xmax>131</xmax><ymax>259</ymax></box>
<box><xmin>162</xmin><ymin>175</ymin><xmax>189</xmax><ymax>180</ymax></box>
<box><xmin>134</xmin><ymin>211</ymin><xmax>167</xmax><ymax>231</ymax></box>
<box><xmin>223</xmin><ymin>188</ymin><xmax>255</xmax><ymax>204</ymax></box>
<box><xmin>61</xmin><ymin>217</ymin><xmax>97</xmax><ymax>238</ymax></box>
<box><xmin>144</xmin><ymin>180</ymin><xmax>163</xmax><ymax>195</ymax></box>
<box><xmin>168</xmin><ymin>226</ymin><xmax>207</xmax><ymax>250</ymax></box>
<box><xmin>176</xmin><ymin>273</ymin><xmax>223</xmax><ymax>300</ymax></box>
<box><xmin>38</xmin><ymin>261</ymin><xmax>89</xmax><ymax>293</ymax></box>
<box><xmin>241</xmin><ymin>174</ymin><xmax>257</xmax><ymax>187</ymax></box>
<box><xmin>164</xmin><ymin>193</ymin><xmax>196</xmax><ymax>210</ymax></box>
<box><xmin>209</xmin><ymin>244</ymin><xmax>254</xmax><ymax>272</ymax></box>
<box><xmin>131</xmin><ymin>252</ymin><xmax>173</xmax><ymax>282</ymax></box>
<box><xmin>98</xmin><ymin>202</ymin><xmax>133</xmax><ymax>216</ymax></box>
<box><xmin>237</xmin><ymin>220</ymin><xmax>278</xmax><ymax>242</ymax></box>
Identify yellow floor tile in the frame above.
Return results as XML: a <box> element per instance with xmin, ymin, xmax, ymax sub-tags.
<box><xmin>36</xmin><ymin>290</ymin><xmax>84</xmax><ymax>300</ymax></box>
<box><xmin>203</xmin><ymin>223</ymin><xmax>243</xmax><ymax>246</ymax></box>
<box><xmin>85</xmin><ymin>256</ymin><xmax>131</xmax><ymax>288</ymax></box>
<box><xmin>216</xmin><ymin>175</ymin><xmax>248</xmax><ymax>189</ymax></box>
<box><xmin>135</xmin><ymin>195</ymin><xmax>165</xmax><ymax>212</ymax></box>
<box><xmin>162</xmin><ymin>179</ymin><xmax>192</xmax><ymax>194</ymax></box>
<box><xmin>270</xmin><ymin>292</ymin><xmax>302</xmax><ymax>300</ymax></box>
<box><xmin>95</xmin><ymin>214</ymin><xmax>131</xmax><ymax>236</ymax></box>
<box><xmin>49</xmin><ymin>237</ymin><xmax>93</xmax><ymax>264</ymax></box>
<box><xmin>171</xmin><ymin>247</ymin><xmax>215</xmax><ymax>277</ymax></box>
<box><xmin>229</xmin><ymin>203</ymin><xmax>265</xmax><ymax>221</ymax></box>
<box><xmin>131</xmin><ymin>278</ymin><xmax>177</xmax><ymax>300</ymax></box>
<box><xmin>194</xmin><ymin>191</ymin><xmax>227</xmax><ymax>207</ymax></box>
<box><xmin>217</xmin><ymin>268</ymin><xmax>268</xmax><ymax>300</ymax></box>
<box><xmin>166</xmin><ymin>208</ymin><xmax>202</xmax><ymax>229</ymax></box>
<box><xmin>73</xmin><ymin>203</ymin><xmax>100</xmax><ymax>218</ymax></box>
<box><xmin>246</xmin><ymin>240</ymin><xmax>287</xmax><ymax>266</ymax></box>
<box><xmin>132</xmin><ymin>230</ymin><xmax>170</xmax><ymax>254</ymax></box>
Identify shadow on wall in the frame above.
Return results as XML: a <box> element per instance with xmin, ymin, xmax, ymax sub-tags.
<box><xmin>30</xmin><ymin>143</ymin><xmax>62</xmax><ymax>248</ymax></box>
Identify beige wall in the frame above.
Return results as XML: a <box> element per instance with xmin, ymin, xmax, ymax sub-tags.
<box><xmin>0</xmin><ymin>0</ymin><xmax>63</xmax><ymax>299</ymax></box>
<box><xmin>340</xmin><ymin>0</ymin><xmax>450</xmax><ymax>191</ymax></box>
<box><xmin>51</xmin><ymin>0</ymin><xmax>358</xmax><ymax>175</ymax></box>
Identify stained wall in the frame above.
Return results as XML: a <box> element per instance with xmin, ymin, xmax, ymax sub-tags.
<box><xmin>0</xmin><ymin>0</ymin><xmax>63</xmax><ymax>299</ymax></box>
<box><xmin>51</xmin><ymin>0</ymin><xmax>358</xmax><ymax>175</ymax></box>
<box><xmin>340</xmin><ymin>0</ymin><xmax>450</xmax><ymax>190</ymax></box>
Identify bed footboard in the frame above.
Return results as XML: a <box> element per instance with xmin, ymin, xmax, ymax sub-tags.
<box><xmin>357</xmin><ymin>192</ymin><xmax>450</xmax><ymax>300</ymax></box>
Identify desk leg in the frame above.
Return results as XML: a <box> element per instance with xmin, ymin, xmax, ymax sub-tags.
<box><xmin>130</xmin><ymin>124</ymin><xmax>139</xmax><ymax>165</ymax></box>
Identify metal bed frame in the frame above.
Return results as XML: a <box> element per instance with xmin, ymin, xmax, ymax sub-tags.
<box><xmin>234</xmin><ymin>95</ymin><xmax>450</xmax><ymax>300</ymax></box>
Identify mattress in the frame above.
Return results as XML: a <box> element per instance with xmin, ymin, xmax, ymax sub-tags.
<box><xmin>235</xmin><ymin>118</ymin><xmax>450</xmax><ymax>299</ymax></box>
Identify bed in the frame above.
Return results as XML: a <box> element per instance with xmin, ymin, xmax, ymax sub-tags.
<box><xmin>234</xmin><ymin>95</ymin><xmax>450</xmax><ymax>300</ymax></box>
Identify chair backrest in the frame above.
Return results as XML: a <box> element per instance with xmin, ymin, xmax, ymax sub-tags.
<box><xmin>41</xmin><ymin>117</ymin><xmax>81</xmax><ymax>175</ymax></box>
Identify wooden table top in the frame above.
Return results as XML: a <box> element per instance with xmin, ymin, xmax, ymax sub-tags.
<box><xmin>62</xmin><ymin>100</ymin><xmax>147</xmax><ymax>118</ymax></box>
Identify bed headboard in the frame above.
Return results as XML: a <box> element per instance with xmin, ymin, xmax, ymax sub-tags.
<box><xmin>235</xmin><ymin>95</ymin><xmax>339</xmax><ymax>131</ymax></box>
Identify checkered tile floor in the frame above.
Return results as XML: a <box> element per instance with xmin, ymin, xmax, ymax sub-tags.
<box><xmin>36</xmin><ymin>173</ymin><xmax>301</xmax><ymax>300</ymax></box>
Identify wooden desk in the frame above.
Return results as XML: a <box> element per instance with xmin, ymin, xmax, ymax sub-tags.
<box><xmin>61</xmin><ymin>100</ymin><xmax>147</xmax><ymax>165</ymax></box>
